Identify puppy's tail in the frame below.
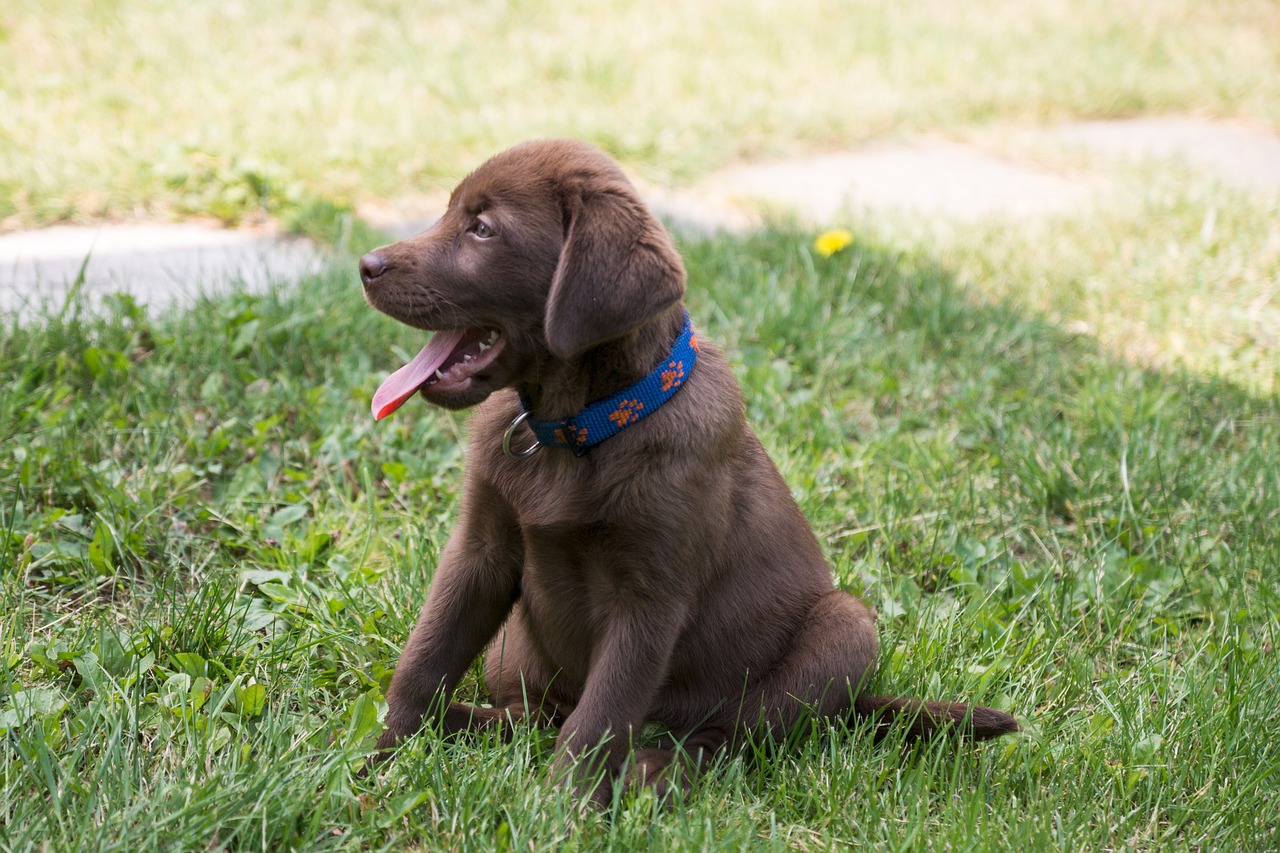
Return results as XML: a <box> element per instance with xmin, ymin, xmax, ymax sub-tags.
<box><xmin>853</xmin><ymin>695</ymin><xmax>1018</xmax><ymax>741</ymax></box>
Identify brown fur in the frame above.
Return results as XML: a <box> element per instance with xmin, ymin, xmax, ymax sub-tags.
<box><xmin>359</xmin><ymin>139</ymin><xmax>1017</xmax><ymax>806</ymax></box>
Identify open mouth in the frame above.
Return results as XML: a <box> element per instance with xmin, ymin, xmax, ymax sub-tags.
<box><xmin>372</xmin><ymin>327</ymin><xmax>504</xmax><ymax>420</ymax></box>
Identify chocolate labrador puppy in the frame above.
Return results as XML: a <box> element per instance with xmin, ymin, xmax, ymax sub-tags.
<box><xmin>359</xmin><ymin>139</ymin><xmax>1016</xmax><ymax>806</ymax></box>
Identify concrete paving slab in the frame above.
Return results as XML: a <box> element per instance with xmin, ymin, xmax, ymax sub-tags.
<box><xmin>358</xmin><ymin>141</ymin><xmax>1096</xmax><ymax>236</ymax></box>
<box><xmin>0</xmin><ymin>223</ymin><xmax>328</xmax><ymax>321</ymax></box>
<box><xmin>638</xmin><ymin>185</ymin><xmax>759</xmax><ymax>236</ymax></box>
<box><xmin>688</xmin><ymin>142</ymin><xmax>1091</xmax><ymax>225</ymax></box>
<box><xmin>1054</xmin><ymin>117</ymin><xmax>1280</xmax><ymax>191</ymax></box>
<box><xmin>653</xmin><ymin>118</ymin><xmax>1280</xmax><ymax>230</ymax></box>
<box><xmin>356</xmin><ymin>193</ymin><xmax>449</xmax><ymax>242</ymax></box>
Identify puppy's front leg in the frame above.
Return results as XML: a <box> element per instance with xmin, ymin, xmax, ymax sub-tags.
<box><xmin>377</xmin><ymin>481</ymin><xmax>522</xmax><ymax>754</ymax></box>
<box><xmin>551</xmin><ymin>601</ymin><xmax>689</xmax><ymax>807</ymax></box>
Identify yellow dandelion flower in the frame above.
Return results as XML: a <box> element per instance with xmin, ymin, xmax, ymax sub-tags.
<box><xmin>813</xmin><ymin>228</ymin><xmax>853</xmax><ymax>258</ymax></box>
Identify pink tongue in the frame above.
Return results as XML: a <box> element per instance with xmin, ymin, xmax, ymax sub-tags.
<box><xmin>371</xmin><ymin>329</ymin><xmax>467</xmax><ymax>420</ymax></box>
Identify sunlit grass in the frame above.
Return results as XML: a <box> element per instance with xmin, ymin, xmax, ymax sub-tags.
<box><xmin>3</xmin><ymin>0</ymin><xmax>1278</xmax><ymax>225</ymax></box>
<box><xmin>828</xmin><ymin>170</ymin><xmax>1280</xmax><ymax>394</ymax></box>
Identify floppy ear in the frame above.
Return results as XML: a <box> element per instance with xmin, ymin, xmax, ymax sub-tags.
<box><xmin>544</xmin><ymin>189</ymin><xmax>686</xmax><ymax>361</ymax></box>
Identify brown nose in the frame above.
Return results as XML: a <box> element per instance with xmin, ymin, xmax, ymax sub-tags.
<box><xmin>359</xmin><ymin>252</ymin><xmax>388</xmax><ymax>287</ymax></box>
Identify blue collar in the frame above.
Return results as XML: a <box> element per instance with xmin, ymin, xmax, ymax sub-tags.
<box><xmin>504</xmin><ymin>311</ymin><xmax>699</xmax><ymax>458</ymax></box>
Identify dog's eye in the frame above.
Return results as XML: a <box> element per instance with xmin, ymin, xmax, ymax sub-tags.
<box><xmin>470</xmin><ymin>220</ymin><xmax>495</xmax><ymax>239</ymax></box>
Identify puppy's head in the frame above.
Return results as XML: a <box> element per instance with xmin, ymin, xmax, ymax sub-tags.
<box><xmin>361</xmin><ymin>139</ymin><xmax>686</xmax><ymax>416</ymax></box>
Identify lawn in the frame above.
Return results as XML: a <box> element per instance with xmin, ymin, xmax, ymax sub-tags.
<box><xmin>3</xmin><ymin>1</ymin><xmax>1280</xmax><ymax>850</ymax></box>
<box><xmin>3</xmin><ymin>227</ymin><xmax>1278</xmax><ymax>848</ymax></box>
<box><xmin>3</xmin><ymin>0</ymin><xmax>1279</xmax><ymax>226</ymax></box>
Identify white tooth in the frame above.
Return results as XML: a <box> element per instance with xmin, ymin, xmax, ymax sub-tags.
<box><xmin>435</xmin><ymin>369</ymin><xmax>445</xmax><ymax>379</ymax></box>
<box><xmin>487</xmin><ymin>331</ymin><xmax>499</xmax><ymax>343</ymax></box>
<box><xmin>463</xmin><ymin>353</ymin><xmax>474</xmax><ymax>361</ymax></box>
<box><xmin>477</xmin><ymin>342</ymin><xmax>490</xmax><ymax>352</ymax></box>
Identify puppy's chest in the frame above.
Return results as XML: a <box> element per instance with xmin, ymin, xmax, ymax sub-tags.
<box><xmin>487</xmin><ymin>451</ymin><xmax>676</xmax><ymax>587</ymax></box>
<box><xmin>488</xmin><ymin>448</ymin><xmax>631</xmax><ymax>529</ymax></box>
<box><xmin>515</xmin><ymin>520</ymin><xmax>665</xmax><ymax>657</ymax></box>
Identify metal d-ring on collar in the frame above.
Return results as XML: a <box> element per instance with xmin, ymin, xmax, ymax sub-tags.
<box><xmin>501</xmin><ymin>311</ymin><xmax>698</xmax><ymax>461</ymax></box>
<box><xmin>502</xmin><ymin>411</ymin><xmax>542</xmax><ymax>459</ymax></box>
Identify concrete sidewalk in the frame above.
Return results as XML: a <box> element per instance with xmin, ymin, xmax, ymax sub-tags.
<box><xmin>4</xmin><ymin>117</ymin><xmax>1277</xmax><ymax>322</ymax></box>
<box><xmin>0</xmin><ymin>223</ymin><xmax>328</xmax><ymax>320</ymax></box>
<box><xmin>651</xmin><ymin>117</ymin><xmax>1280</xmax><ymax>228</ymax></box>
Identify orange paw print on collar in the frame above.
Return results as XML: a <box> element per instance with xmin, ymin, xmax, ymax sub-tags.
<box><xmin>608</xmin><ymin>398</ymin><xmax>645</xmax><ymax>427</ymax></box>
<box><xmin>660</xmin><ymin>360</ymin><xmax>686</xmax><ymax>392</ymax></box>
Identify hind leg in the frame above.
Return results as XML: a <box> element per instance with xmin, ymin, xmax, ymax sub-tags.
<box><xmin>722</xmin><ymin>590</ymin><xmax>879</xmax><ymax>746</ymax></box>
<box><xmin>612</xmin><ymin>591</ymin><xmax>877</xmax><ymax>800</ymax></box>
<box><xmin>726</xmin><ymin>590</ymin><xmax>1017</xmax><ymax>742</ymax></box>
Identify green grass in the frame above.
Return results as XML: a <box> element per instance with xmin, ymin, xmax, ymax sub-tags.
<box><xmin>3</xmin><ymin>225</ymin><xmax>1278</xmax><ymax>849</ymax></box>
<box><xmin>843</xmin><ymin>167</ymin><xmax>1280</xmax><ymax>395</ymax></box>
<box><xmin>3</xmin><ymin>0</ymin><xmax>1278</xmax><ymax>226</ymax></box>
<box><xmin>4</xmin><ymin>0</ymin><xmax>1280</xmax><ymax>847</ymax></box>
